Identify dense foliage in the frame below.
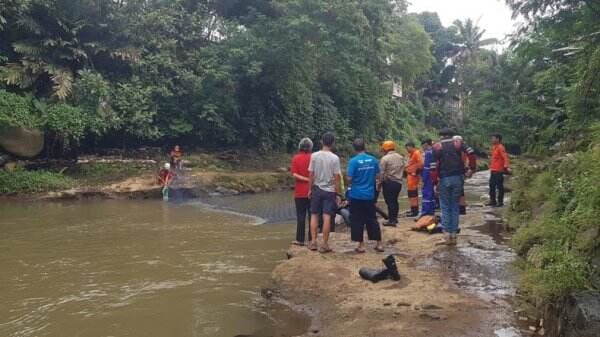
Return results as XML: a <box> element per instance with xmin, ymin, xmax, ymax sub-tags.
<box><xmin>500</xmin><ymin>0</ymin><xmax>600</xmax><ymax>304</ymax></box>
<box><xmin>0</xmin><ymin>0</ymin><xmax>436</xmax><ymax>153</ymax></box>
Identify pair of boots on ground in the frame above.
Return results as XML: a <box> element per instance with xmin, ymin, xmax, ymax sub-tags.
<box><xmin>359</xmin><ymin>255</ymin><xmax>401</xmax><ymax>283</ymax></box>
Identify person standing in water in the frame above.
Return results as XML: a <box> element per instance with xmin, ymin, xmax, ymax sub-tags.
<box><xmin>379</xmin><ymin>141</ymin><xmax>406</xmax><ymax>226</ymax></box>
<box><xmin>290</xmin><ymin>138</ymin><xmax>313</xmax><ymax>246</ymax></box>
<box><xmin>347</xmin><ymin>139</ymin><xmax>383</xmax><ymax>253</ymax></box>
<box><xmin>308</xmin><ymin>132</ymin><xmax>342</xmax><ymax>253</ymax></box>
<box><xmin>488</xmin><ymin>134</ymin><xmax>511</xmax><ymax>207</ymax></box>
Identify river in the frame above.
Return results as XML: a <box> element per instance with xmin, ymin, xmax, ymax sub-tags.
<box><xmin>0</xmin><ymin>199</ymin><xmax>308</xmax><ymax>337</ymax></box>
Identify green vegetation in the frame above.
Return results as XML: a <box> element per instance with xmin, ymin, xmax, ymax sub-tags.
<box><xmin>68</xmin><ymin>163</ymin><xmax>152</xmax><ymax>185</ymax></box>
<box><xmin>0</xmin><ymin>167</ymin><xmax>72</xmax><ymax>194</ymax></box>
<box><xmin>509</xmin><ymin>148</ymin><xmax>600</xmax><ymax>301</ymax></box>
<box><xmin>0</xmin><ymin>0</ymin><xmax>435</xmax><ymax>153</ymax></box>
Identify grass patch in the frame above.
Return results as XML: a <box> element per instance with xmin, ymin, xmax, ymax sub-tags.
<box><xmin>508</xmin><ymin>147</ymin><xmax>600</xmax><ymax>303</ymax></box>
<box><xmin>0</xmin><ymin>167</ymin><xmax>73</xmax><ymax>194</ymax></box>
<box><xmin>67</xmin><ymin>163</ymin><xmax>151</xmax><ymax>185</ymax></box>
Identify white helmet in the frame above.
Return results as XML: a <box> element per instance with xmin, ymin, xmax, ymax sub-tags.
<box><xmin>164</xmin><ymin>163</ymin><xmax>171</xmax><ymax>170</ymax></box>
<box><xmin>453</xmin><ymin>135</ymin><xmax>463</xmax><ymax>141</ymax></box>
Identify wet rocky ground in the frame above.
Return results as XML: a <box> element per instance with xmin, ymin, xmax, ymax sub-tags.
<box><xmin>265</xmin><ymin>171</ymin><xmax>541</xmax><ymax>337</ymax></box>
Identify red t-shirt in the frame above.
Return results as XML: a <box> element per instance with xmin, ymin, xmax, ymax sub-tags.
<box><xmin>290</xmin><ymin>152</ymin><xmax>311</xmax><ymax>198</ymax></box>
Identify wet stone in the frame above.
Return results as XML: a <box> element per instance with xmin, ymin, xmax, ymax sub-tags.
<box><xmin>419</xmin><ymin>312</ymin><xmax>448</xmax><ymax>321</ymax></box>
<box><xmin>421</xmin><ymin>304</ymin><xmax>443</xmax><ymax>310</ymax></box>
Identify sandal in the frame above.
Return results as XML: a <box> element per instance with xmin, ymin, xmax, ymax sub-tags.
<box><xmin>354</xmin><ymin>247</ymin><xmax>366</xmax><ymax>254</ymax></box>
<box><xmin>374</xmin><ymin>246</ymin><xmax>385</xmax><ymax>252</ymax></box>
<box><xmin>308</xmin><ymin>242</ymin><xmax>318</xmax><ymax>251</ymax></box>
<box><xmin>319</xmin><ymin>245</ymin><xmax>333</xmax><ymax>254</ymax></box>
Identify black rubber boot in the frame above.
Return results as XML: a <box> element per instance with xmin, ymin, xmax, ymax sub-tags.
<box><xmin>359</xmin><ymin>267</ymin><xmax>390</xmax><ymax>283</ymax></box>
<box><xmin>382</xmin><ymin>255</ymin><xmax>401</xmax><ymax>281</ymax></box>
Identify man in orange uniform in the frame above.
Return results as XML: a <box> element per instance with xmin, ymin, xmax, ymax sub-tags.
<box><xmin>487</xmin><ymin>134</ymin><xmax>511</xmax><ymax>207</ymax></box>
<box><xmin>405</xmin><ymin>142</ymin><xmax>423</xmax><ymax>217</ymax></box>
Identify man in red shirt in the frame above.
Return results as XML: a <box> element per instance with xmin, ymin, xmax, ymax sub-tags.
<box><xmin>290</xmin><ymin>138</ymin><xmax>313</xmax><ymax>245</ymax></box>
<box><xmin>158</xmin><ymin>163</ymin><xmax>176</xmax><ymax>201</ymax></box>
<box><xmin>488</xmin><ymin>134</ymin><xmax>511</xmax><ymax>207</ymax></box>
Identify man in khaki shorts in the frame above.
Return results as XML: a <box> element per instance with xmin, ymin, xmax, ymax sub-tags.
<box><xmin>308</xmin><ymin>132</ymin><xmax>342</xmax><ymax>253</ymax></box>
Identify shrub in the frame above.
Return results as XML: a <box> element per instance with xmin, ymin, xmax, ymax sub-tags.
<box><xmin>0</xmin><ymin>90</ymin><xmax>39</xmax><ymax>128</ymax></box>
<box><xmin>0</xmin><ymin>168</ymin><xmax>72</xmax><ymax>194</ymax></box>
<box><xmin>509</xmin><ymin>147</ymin><xmax>600</xmax><ymax>303</ymax></box>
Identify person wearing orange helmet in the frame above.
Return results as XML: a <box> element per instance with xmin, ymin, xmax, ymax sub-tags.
<box><xmin>379</xmin><ymin>141</ymin><xmax>406</xmax><ymax>226</ymax></box>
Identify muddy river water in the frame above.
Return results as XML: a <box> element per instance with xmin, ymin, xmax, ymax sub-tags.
<box><xmin>0</xmin><ymin>199</ymin><xmax>308</xmax><ymax>337</ymax></box>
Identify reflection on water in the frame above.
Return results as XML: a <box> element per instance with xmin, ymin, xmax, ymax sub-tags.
<box><xmin>0</xmin><ymin>199</ymin><xmax>308</xmax><ymax>337</ymax></box>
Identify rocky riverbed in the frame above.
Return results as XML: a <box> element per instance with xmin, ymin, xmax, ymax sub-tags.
<box><xmin>269</xmin><ymin>171</ymin><xmax>534</xmax><ymax>337</ymax></box>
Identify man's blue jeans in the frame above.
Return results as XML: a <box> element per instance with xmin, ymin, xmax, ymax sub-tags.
<box><xmin>439</xmin><ymin>175</ymin><xmax>464</xmax><ymax>234</ymax></box>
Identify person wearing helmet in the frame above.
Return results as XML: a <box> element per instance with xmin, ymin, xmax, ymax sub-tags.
<box><xmin>379</xmin><ymin>140</ymin><xmax>406</xmax><ymax>226</ymax></box>
<box><xmin>158</xmin><ymin>163</ymin><xmax>175</xmax><ymax>200</ymax></box>
<box><xmin>290</xmin><ymin>137</ymin><xmax>313</xmax><ymax>246</ymax></box>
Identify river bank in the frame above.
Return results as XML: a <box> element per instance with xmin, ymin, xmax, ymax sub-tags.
<box><xmin>269</xmin><ymin>171</ymin><xmax>534</xmax><ymax>337</ymax></box>
<box><xmin>0</xmin><ymin>151</ymin><xmax>293</xmax><ymax>201</ymax></box>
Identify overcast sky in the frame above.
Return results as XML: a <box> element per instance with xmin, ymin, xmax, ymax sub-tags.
<box><xmin>408</xmin><ymin>0</ymin><xmax>519</xmax><ymax>46</ymax></box>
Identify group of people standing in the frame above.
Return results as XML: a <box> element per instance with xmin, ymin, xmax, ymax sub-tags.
<box><xmin>290</xmin><ymin>128</ymin><xmax>510</xmax><ymax>252</ymax></box>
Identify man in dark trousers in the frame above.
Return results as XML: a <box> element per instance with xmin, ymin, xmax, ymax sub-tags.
<box><xmin>431</xmin><ymin>128</ymin><xmax>477</xmax><ymax>245</ymax></box>
<box><xmin>487</xmin><ymin>134</ymin><xmax>511</xmax><ymax>207</ymax></box>
<box><xmin>347</xmin><ymin>138</ymin><xmax>384</xmax><ymax>253</ymax></box>
<box><xmin>379</xmin><ymin>140</ymin><xmax>406</xmax><ymax>226</ymax></box>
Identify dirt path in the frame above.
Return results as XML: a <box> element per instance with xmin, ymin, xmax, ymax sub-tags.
<box><xmin>271</xmin><ymin>172</ymin><xmax>524</xmax><ymax>337</ymax></box>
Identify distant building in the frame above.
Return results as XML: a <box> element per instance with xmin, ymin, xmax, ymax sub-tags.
<box><xmin>392</xmin><ymin>78</ymin><xmax>403</xmax><ymax>99</ymax></box>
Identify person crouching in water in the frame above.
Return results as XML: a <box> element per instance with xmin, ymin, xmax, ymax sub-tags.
<box><xmin>420</xmin><ymin>139</ymin><xmax>436</xmax><ymax>218</ymax></box>
<box><xmin>405</xmin><ymin>142</ymin><xmax>423</xmax><ymax>217</ymax></box>
<box><xmin>158</xmin><ymin>163</ymin><xmax>175</xmax><ymax>200</ymax></box>
<box><xmin>347</xmin><ymin>138</ymin><xmax>384</xmax><ymax>253</ymax></box>
<box><xmin>308</xmin><ymin>132</ymin><xmax>342</xmax><ymax>253</ymax></box>
<box><xmin>379</xmin><ymin>141</ymin><xmax>406</xmax><ymax>226</ymax></box>
<box><xmin>290</xmin><ymin>138</ymin><xmax>313</xmax><ymax>246</ymax></box>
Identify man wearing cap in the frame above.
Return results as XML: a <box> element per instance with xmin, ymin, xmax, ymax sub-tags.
<box><xmin>431</xmin><ymin>129</ymin><xmax>477</xmax><ymax>245</ymax></box>
<box><xmin>379</xmin><ymin>141</ymin><xmax>406</xmax><ymax>226</ymax></box>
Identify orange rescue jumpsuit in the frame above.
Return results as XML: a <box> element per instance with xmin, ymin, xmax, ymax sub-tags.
<box><xmin>406</xmin><ymin>149</ymin><xmax>423</xmax><ymax>216</ymax></box>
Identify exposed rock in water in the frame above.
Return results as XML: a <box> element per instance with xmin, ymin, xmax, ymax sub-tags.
<box><xmin>0</xmin><ymin>127</ymin><xmax>44</xmax><ymax>158</ymax></box>
<box><xmin>544</xmin><ymin>291</ymin><xmax>600</xmax><ymax>337</ymax></box>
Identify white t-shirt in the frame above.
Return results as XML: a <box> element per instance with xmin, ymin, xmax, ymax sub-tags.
<box><xmin>308</xmin><ymin>150</ymin><xmax>341</xmax><ymax>192</ymax></box>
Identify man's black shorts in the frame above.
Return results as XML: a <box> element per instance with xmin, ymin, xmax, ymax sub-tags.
<box><xmin>310</xmin><ymin>186</ymin><xmax>337</xmax><ymax>215</ymax></box>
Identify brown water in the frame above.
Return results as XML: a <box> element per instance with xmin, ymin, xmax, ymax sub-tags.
<box><xmin>0</xmin><ymin>199</ymin><xmax>309</xmax><ymax>337</ymax></box>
